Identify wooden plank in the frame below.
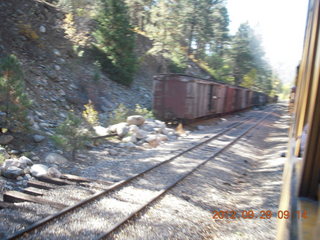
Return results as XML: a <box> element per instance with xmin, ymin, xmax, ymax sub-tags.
<box><xmin>36</xmin><ymin>176</ymin><xmax>71</xmax><ymax>186</ymax></box>
<box><xmin>61</xmin><ymin>174</ymin><xmax>113</xmax><ymax>185</ymax></box>
<box><xmin>27</xmin><ymin>180</ymin><xmax>55</xmax><ymax>190</ymax></box>
<box><xmin>61</xmin><ymin>174</ymin><xmax>92</xmax><ymax>183</ymax></box>
<box><xmin>3</xmin><ymin>191</ymin><xmax>67</xmax><ymax>209</ymax></box>
<box><xmin>22</xmin><ymin>187</ymin><xmax>43</xmax><ymax>196</ymax></box>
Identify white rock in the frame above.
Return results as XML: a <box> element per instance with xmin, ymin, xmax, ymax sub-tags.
<box><xmin>127</xmin><ymin>115</ymin><xmax>145</xmax><ymax>126</ymax></box>
<box><xmin>19</xmin><ymin>156</ymin><xmax>33</xmax><ymax>166</ymax></box>
<box><xmin>141</xmin><ymin>120</ymin><xmax>159</xmax><ymax>132</ymax></box>
<box><xmin>142</xmin><ymin>143</ymin><xmax>151</xmax><ymax>148</ymax></box>
<box><xmin>157</xmin><ymin>134</ymin><xmax>169</xmax><ymax>142</ymax></box>
<box><xmin>94</xmin><ymin>126</ymin><xmax>110</xmax><ymax>136</ymax></box>
<box><xmin>155</xmin><ymin>120</ymin><xmax>166</xmax><ymax>129</ymax></box>
<box><xmin>30</xmin><ymin>164</ymin><xmax>49</xmax><ymax>177</ymax></box>
<box><xmin>39</xmin><ymin>25</ymin><xmax>46</xmax><ymax>33</ymax></box>
<box><xmin>53</xmin><ymin>49</ymin><xmax>61</xmax><ymax>56</ymax></box>
<box><xmin>24</xmin><ymin>167</ymin><xmax>31</xmax><ymax>174</ymax></box>
<box><xmin>54</xmin><ymin>65</ymin><xmax>61</xmax><ymax>71</ymax></box>
<box><xmin>109</xmin><ymin>122</ymin><xmax>129</xmax><ymax>137</ymax></box>
<box><xmin>122</xmin><ymin>135</ymin><xmax>137</xmax><ymax>143</ymax></box>
<box><xmin>45</xmin><ymin>153</ymin><xmax>69</xmax><ymax>165</ymax></box>
<box><xmin>129</xmin><ymin>125</ymin><xmax>139</xmax><ymax>134</ymax></box>
<box><xmin>3</xmin><ymin>159</ymin><xmax>27</xmax><ymax>169</ymax></box>
<box><xmin>145</xmin><ymin>135</ymin><xmax>161</xmax><ymax>148</ymax></box>
<box><xmin>17</xmin><ymin>176</ymin><xmax>24</xmax><ymax>181</ymax></box>
<box><xmin>25</xmin><ymin>174</ymin><xmax>32</xmax><ymax>180</ymax></box>
<box><xmin>48</xmin><ymin>167</ymin><xmax>62</xmax><ymax>178</ymax></box>
<box><xmin>135</xmin><ymin>129</ymin><xmax>148</xmax><ymax>139</ymax></box>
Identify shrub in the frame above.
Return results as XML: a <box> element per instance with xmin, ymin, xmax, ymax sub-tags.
<box><xmin>0</xmin><ymin>55</ymin><xmax>31</xmax><ymax>132</ymax></box>
<box><xmin>133</xmin><ymin>104</ymin><xmax>154</xmax><ymax>119</ymax></box>
<box><xmin>82</xmin><ymin>101</ymin><xmax>99</xmax><ymax>126</ymax></box>
<box><xmin>51</xmin><ymin>112</ymin><xmax>92</xmax><ymax>160</ymax></box>
<box><xmin>108</xmin><ymin>104</ymin><xmax>154</xmax><ymax>125</ymax></box>
<box><xmin>108</xmin><ymin>103</ymin><xmax>130</xmax><ymax>125</ymax></box>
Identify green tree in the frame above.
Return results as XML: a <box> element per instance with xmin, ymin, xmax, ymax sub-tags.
<box><xmin>93</xmin><ymin>0</ymin><xmax>137</xmax><ymax>85</ymax></box>
<box><xmin>51</xmin><ymin>112</ymin><xmax>92</xmax><ymax>160</ymax></box>
<box><xmin>230</xmin><ymin>23</ymin><xmax>273</xmax><ymax>93</ymax></box>
<box><xmin>0</xmin><ymin>55</ymin><xmax>31</xmax><ymax>132</ymax></box>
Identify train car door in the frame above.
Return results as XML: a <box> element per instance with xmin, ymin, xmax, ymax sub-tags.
<box><xmin>208</xmin><ymin>84</ymin><xmax>217</xmax><ymax>114</ymax></box>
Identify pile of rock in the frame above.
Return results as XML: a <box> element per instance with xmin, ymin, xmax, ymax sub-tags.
<box><xmin>94</xmin><ymin>115</ymin><xmax>178</xmax><ymax>149</ymax></box>
<box><xmin>0</xmin><ymin>155</ymin><xmax>62</xmax><ymax>181</ymax></box>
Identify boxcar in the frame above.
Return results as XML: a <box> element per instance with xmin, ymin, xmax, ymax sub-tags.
<box><xmin>153</xmin><ymin>74</ymin><xmax>224</xmax><ymax>120</ymax></box>
<box><xmin>153</xmin><ymin>73</ymin><xmax>269</xmax><ymax>121</ymax></box>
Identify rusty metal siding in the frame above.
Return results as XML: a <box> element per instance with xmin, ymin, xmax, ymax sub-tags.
<box><xmin>225</xmin><ymin>87</ymin><xmax>235</xmax><ymax>113</ymax></box>
<box><xmin>216</xmin><ymin>85</ymin><xmax>226</xmax><ymax>113</ymax></box>
<box><xmin>152</xmin><ymin>76</ymin><xmax>166</xmax><ymax>119</ymax></box>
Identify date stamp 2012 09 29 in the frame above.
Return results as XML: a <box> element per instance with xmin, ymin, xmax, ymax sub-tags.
<box><xmin>212</xmin><ymin>210</ymin><xmax>308</xmax><ymax>220</ymax></box>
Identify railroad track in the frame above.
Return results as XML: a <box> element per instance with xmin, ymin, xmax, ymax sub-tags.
<box><xmin>2</xmin><ymin>108</ymin><xmax>274</xmax><ymax>240</ymax></box>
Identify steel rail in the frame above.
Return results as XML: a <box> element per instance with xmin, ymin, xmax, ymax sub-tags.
<box><xmin>7</xmin><ymin>115</ymin><xmax>257</xmax><ymax>240</ymax></box>
<box><xmin>95</xmin><ymin>110</ymin><xmax>274</xmax><ymax>240</ymax></box>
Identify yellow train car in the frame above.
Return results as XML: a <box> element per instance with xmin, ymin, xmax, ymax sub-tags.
<box><xmin>277</xmin><ymin>0</ymin><xmax>320</xmax><ymax>239</ymax></box>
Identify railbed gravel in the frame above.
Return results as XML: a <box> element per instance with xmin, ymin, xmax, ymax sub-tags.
<box><xmin>0</xmin><ymin>105</ymin><xmax>283</xmax><ymax>239</ymax></box>
<box><xmin>19</xmin><ymin>107</ymin><xmax>277</xmax><ymax>239</ymax></box>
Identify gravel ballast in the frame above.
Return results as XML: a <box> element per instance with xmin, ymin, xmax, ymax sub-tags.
<box><xmin>0</xmin><ymin>104</ymin><xmax>289</xmax><ymax>239</ymax></box>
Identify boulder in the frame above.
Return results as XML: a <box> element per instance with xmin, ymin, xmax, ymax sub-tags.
<box><xmin>141</xmin><ymin>120</ymin><xmax>158</xmax><ymax>132</ymax></box>
<box><xmin>145</xmin><ymin>135</ymin><xmax>161</xmax><ymax>148</ymax></box>
<box><xmin>18</xmin><ymin>156</ymin><xmax>33</xmax><ymax>166</ymax></box>
<box><xmin>30</xmin><ymin>164</ymin><xmax>49</xmax><ymax>177</ymax></box>
<box><xmin>48</xmin><ymin>167</ymin><xmax>62</xmax><ymax>178</ymax></box>
<box><xmin>2</xmin><ymin>166</ymin><xmax>24</xmax><ymax>179</ymax></box>
<box><xmin>128</xmin><ymin>125</ymin><xmax>139</xmax><ymax>134</ymax></box>
<box><xmin>0</xmin><ymin>135</ymin><xmax>14</xmax><ymax>145</ymax></box>
<box><xmin>33</xmin><ymin>134</ymin><xmax>46</xmax><ymax>143</ymax></box>
<box><xmin>135</xmin><ymin>129</ymin><xmax>148</xmax><ymax>139</ymax></box>
<box><xmin>157</xmin><ymin>134</ymin><xmax>169</xmax><ymax>142</ymax></box>
<box><xmin>45</xmin><ymin>153</ymin><xmax>69</xmax><ymax>165</ymax></box>
<box><xmin>127</xmin><ymin>115</ymin><xmax>145</xmax><ymax>126</ymax></box>
<box><xmin>122</xmin><ymin>135</ymin><xmax>137</xmax><ymax>143</ymax></box>
<box><xmin>109</xmin><ymin>122</ymin><xmax>129</xmax><ymax>137</ymax></box>
<box><xmin>93</xmin><ymin>126</ymin><xmax>111</xmax><ymax>136</ymax></box>
<box><xmin>155</xmin><ymin>120</ymin><xmax>166</xmax><ymax>129</ymax></box>
<box><xmin>3</xmin><ymin>159</ymin><xmax>27</xmax><ymax>169</ymax></box>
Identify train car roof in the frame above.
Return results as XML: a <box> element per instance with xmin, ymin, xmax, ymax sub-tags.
<box><xmin>154</xmin><ymin>73</ymin><xmax>255</xmax><ymax>90</ymax></box>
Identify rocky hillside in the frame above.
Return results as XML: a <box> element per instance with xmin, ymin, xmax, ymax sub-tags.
<box><xmin>0</xmin><ymin>0</ymin><xmax>157</xmax><ymax>126</ymax></box>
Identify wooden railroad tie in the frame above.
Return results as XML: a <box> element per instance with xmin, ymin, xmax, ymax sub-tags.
<box><xmin>3</xmin><ymin>191</ymin><xmax>68</xmax><ymax>209</ymax></box>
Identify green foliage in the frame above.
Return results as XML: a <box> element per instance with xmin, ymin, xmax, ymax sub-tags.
<box><xmin>82</xmin><ymin>101</ymin><xmax>99</xmax><ymax>126</ymax></box>
<box><xmin>133</xmin><ymin>104</ymin><xmax>154</xmax><ymax>119</ymax></box>
<box><xmin>109</xmin><ymin>103</ymin><xmax>154</xmax><ymax>124</ymax></box>
<box><xmin>0</xmin><ymin>55</ymin><xmax>31</xmax><ymax>131</ymax></box>
<box><xmin>168</xmin><ymin>61</ymin><xmax>187</xmax><ymax>74</ymax></box>
<box><xmin>108</xmin><ymin>103</ymin><xmax>130</xmax><ymax>125</ymax></box>
<box><xmin>240</xmin><ymin>69</ymin><xmax>257</xmax><ymax>89</ymax></box>
<box><xmin>51</xmin><ymin>112</ymin><xmax>92</xmax><ymax>159</ymax></box>
<box><xmin>93</xmin><ymin>0</ymin><xmax>137</xmax><ymax>86</ymax></box>
<box><xmin>0</xmin><ymin>153</ymin><xmax>5</xmax><ymax>164</ymax></box>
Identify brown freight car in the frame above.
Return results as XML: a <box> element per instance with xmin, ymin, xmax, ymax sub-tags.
<box><xmin>153</xmin><ymin>74</ymin><xmax>246</xmax><ymax>120</ymax></box>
